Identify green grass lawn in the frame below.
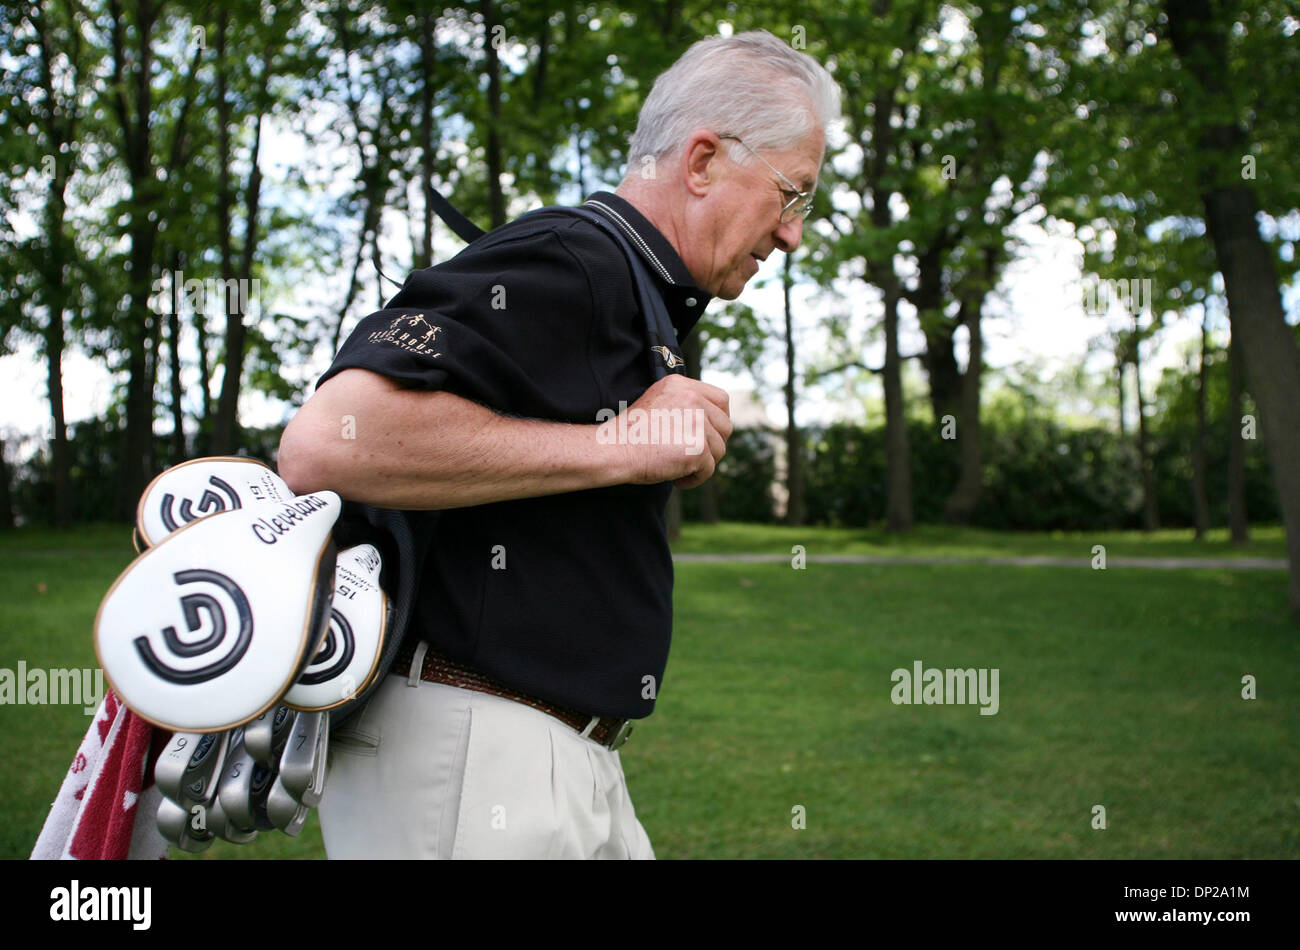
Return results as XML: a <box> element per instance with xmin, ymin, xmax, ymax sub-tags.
<box><xmin>2</xmin><ymin>522</ymin><xmax>1296</xmax><ymax>859</ymax></box>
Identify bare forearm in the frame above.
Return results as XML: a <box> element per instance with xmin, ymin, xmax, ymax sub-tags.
<box><xmin>278</xmin><ymin>370</ymin><xmax>631</xmax><ymax>509</ymax></box>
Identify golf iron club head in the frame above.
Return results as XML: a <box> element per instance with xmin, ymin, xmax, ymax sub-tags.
<box><xmin>244</xmin><ymin>703</ymin><xmax>295</xmax><ymax>767</ymax></box>
<box><xmin>247</xmin><ymin>760</ymin><xmax>279</xmax><ymax>832</ymax></box>
<box><xmin>210</xmin><ymin>729</ymin><xmax>257</xmax><ymax>844</ymax></box>
<box><xmin>154</xmin><ymin>730</ymin><xmax>230</xmax><ymax>810</ymax></box>
<box><xmin>217</xmin><ymin>731</ymin><xmax>262</xmax><ymax>837</ymax></box>
<box><xmin>266</xmin><ymin>776</ymin><xmax>310</xmax><ymax>835</ymax></box>
<box><xmin>277</xmin><ymin>710</ymin><xmax>329</xmax><ymax>808</ymax></box>
<box><xmin>205</xmin><ymin>793</ymin><xmax>257</xmax><ymax>845</ymax></box>
<box><xmin>154</xmin><ymin>731</ymin><xmax>204</xmax><ymax>803</ymax></box>
<box><xmin>156</xmin><ymin>795</ymin><xmax>214</xmax><ymax>853</ymax></box>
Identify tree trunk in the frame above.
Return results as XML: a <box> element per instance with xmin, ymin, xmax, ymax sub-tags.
<box><xmin>1132</xmin><ymin>324</ymin><xmax>1160</xmax><ymax>532</ymax></box>
<box><xmin>110</xmin><ymin>0</ymin><xmax>163</xmax><ymax>519</ymax></box>
<box><xmin>1227</xmin><ymin>332</ymin><xmax>1249</xmax><ymax>544</ymax></box>
<box><xmin>482</xmin><ymin>0</ymin><xmax>506</xmax><ymax>228</ymax></box>
<box><xmin>921</xmin><ymin>322</ymin><xmax>961</xmax><ymax>426</ymax></box>
<box><xmin>43</xmin><ymin>177</ymin><xmax>71</xmax><ymax>527</ymax></box>
<box><xmin>1116</xmin><ymin>358</ymin><xmax>1127</xmax><ymax>438</ymax></box>
<box><xmin>121</xmin><ymin>290</ymin><xmax>156</xmax><ymax>518</ymax></box>
<box><xmin>882</xmin><ymin>281</ymin><xmax>913</xmax><ymax>532</ymax></box>
<box><xmin>211</xmin><ymin>22</ymin><xmax>268</xmax><ymax>456</ymax></box>
<box><xmin>1165</xmin><ymin>0</ymin><xmax>1300</xmax><ymax>616</ymax></box>
<box><xmin>194</xmin><ymin>307</ymin><xmax>213</xmax><ymax>455</ymax></box>
<box><xmin>575</xmin><ymin>132</ymin><xmax>587</xmax><ymax>199</ymax></box>
<box><xmin>167</xmin><ymin>251</ymin><xmax>186</xmax><ymax>464</ymax></box>
<box><xmin>782</xmin><ymin>256</ymin><xmax>806</xmax><ymax>526</ymax></box>
<box><xmin>372</xmin><ymin>223</ymin><xmax>386</xmax><ymax>310</ymax></box>
<box><xmin>334</xmin><ymin>215</ymin><xmax>376</xmax><ymax>354</ymax></box>
<box><xmin>1203</xmin><ymin>190</ymin><xmax>1300</xmax><ymax>607</ymax></box>
<box><xmin>681</xmin><ymin>331</ymin><xmax>717</xmax><ymax>522</ymax></box>
<box><xmin>33</xmin><ymin>0</ymin><xmax>77</xmax><ymax>526</ymax></box>
<box><xmin>210</xmin><ymin>10</ymin><xmax>237</xmax><ymax>455</ymax></box>
<box><xmin>944</xmin><ymin>293</ymin><xmax>984</xmax><ymax>523</ymax></box>
<box><xmin>1191</xmin><ymin>310</ymin><xmax>1211</xmax><ymax>540</ymax></box>
<box><xmin>0</xmin><ymin>436</ymin><xmax>13</xmax><ymax>528</ymax></box>
<box><xmin>147</xmin><ymin>280</ymin><xmax>163</xmax><ymax>424</ymax></box>
<box><xmin>912</xmin><ymin>242</ymin><xmax>961</xmax><ymax>424</ymax></box>
<box><xmin>44</xmin><ymin>307</ymin><xmax>70</xmax><ymax>527</ymax></box>
<box><xmin>416</xmin><ymin>9</ymin><xmax>436</xmax><ymax>270</ymax></box>
<box><xmin>666</xmin><ymin>486</ymin><xmax>682</xmax><ymax>542</ymax></box>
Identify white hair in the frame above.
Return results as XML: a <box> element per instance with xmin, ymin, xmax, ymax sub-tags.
<box><xmin>626</xmin><ymin>30</ymin><xmax>841</xmax><ymax>170</ymax></box>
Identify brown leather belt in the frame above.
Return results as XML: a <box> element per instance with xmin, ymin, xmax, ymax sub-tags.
<box><xmin>391</xmin><ymin>642</ymin><xmax>634</xmax><ymax>751</ymax></box>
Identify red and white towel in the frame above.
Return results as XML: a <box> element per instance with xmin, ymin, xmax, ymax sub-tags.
<box><xmin>31</xmin><ymin>689</ymin><xmax>170</xmax><ymax>860</ymax></box>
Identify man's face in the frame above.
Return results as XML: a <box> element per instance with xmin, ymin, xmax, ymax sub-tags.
<box><xmin>691</xmin><ymin>128</ymin><xmax>825</xmax><ymax>300</ymax></box>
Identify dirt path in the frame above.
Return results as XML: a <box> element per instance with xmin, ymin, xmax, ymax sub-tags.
<box><xmin>671</xmin><ymin>553</ymin><xmax>1288</xmax><ymax>570</ymax></box>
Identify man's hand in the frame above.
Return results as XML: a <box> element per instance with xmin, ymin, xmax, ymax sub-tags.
<box><xmin>612</xmin><ymin>374</ymin><xmax>732</xmax><ymax>490</ymax></box>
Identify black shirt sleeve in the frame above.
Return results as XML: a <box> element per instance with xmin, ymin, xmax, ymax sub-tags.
<box><xmin>316</xmin><ymin>213</ymin><xmax>640</xmax><ymax>424</ymax></box>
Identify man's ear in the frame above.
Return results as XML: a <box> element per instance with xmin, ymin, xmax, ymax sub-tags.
<box><xmin>682</xmin><ymin>129</ymin><xmax>723</xmax><ymax>198</ymax></box>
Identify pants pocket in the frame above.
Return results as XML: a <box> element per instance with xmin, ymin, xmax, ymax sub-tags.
<box><xmin>450</xmin><ymin>698</ymin><xmax>568</xmax><ymax>859</ymax></box>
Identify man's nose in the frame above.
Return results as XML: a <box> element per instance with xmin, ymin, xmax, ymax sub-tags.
<box><xmin>773</xmin><ymin>215</ymin><xmax>804</xmax><ymax>253</ymax></box>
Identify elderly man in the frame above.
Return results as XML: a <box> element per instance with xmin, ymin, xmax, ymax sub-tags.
<box><xmin>278</xmin><ymin>29</ymin><xmax>839</xmax><ymax>859</ymax></box>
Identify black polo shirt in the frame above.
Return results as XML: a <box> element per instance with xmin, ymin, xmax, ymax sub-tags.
<box><xmin>316</xmin><ymin>192</ymin><xmax>710</xmax><ymax>719</ymax></box>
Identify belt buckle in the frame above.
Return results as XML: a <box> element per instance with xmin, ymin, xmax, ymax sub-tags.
<box><xmin>606</xmin><ymin>719</ymin><xmax>633</xmax><ymax>751</ymax></box>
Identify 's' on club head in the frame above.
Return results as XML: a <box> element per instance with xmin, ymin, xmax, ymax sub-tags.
<box><xmin>208</xmin><ymin>732</ymin><xmax>259</xmax><ymax>845</ymax></box>
<box><xmin>217</xmin><ymin>735</ymin><xmax>259</xmax><ymax>833</ymax></box>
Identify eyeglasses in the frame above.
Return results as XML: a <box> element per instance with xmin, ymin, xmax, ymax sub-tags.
<box><xmin>719</xmin><ymin>134</ymin><xmax>816</xmax><ymax>223</ymax></box>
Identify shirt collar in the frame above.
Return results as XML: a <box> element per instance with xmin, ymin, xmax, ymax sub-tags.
<box><xmin>582</xmin><ymin>191</ymin><xmax>710</xmax><ymax>338</ymax></box>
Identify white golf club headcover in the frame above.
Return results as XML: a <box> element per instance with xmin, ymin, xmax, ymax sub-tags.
<box><xmin>283</xmin><ymin>544</ymin><xmax>388</xmax><ymax>712</ymax></box>
<box><xmin>135</xmin><ymin>456</ymin><xmax>295</xmax><ymax>548</ymax></box>
<box><xmin>95</xmin><ymin>491</ymin><xmax>342</xmax><ymax>732</ymax></box>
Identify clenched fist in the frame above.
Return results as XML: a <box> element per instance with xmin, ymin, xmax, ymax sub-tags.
<box><xmin>598</xmin><ymin>375</ymin><xmax>733</xmax><ymax>489</ymax></box>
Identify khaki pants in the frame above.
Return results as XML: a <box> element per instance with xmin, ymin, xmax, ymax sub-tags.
<box><xmin>317</xmin><ymin>672</ymin><xmax>655</xmax><ymax>859</ymax></box>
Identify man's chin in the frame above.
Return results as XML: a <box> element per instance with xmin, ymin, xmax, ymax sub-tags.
<box><xmin>715</xmin><ymin>277</ymin><xmax>749</xmax><ymax>301</ymax></box>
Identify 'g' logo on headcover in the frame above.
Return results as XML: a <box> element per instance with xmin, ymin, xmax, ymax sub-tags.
<box><xmin>134</xmin><ymin>569</ymin><xmax>254</xmax><ymax>685</ymax></box>
<box><xmin>296</xmin><ymin>609</ymin><xmax>355</xmax><ymax>686</ymax></box>
<box><xmin>160</xmin><ymin>476</ymin><xmax>242</xmax><ymax>532</ymax></box>
<box><xmin>101</xmin><ymin>488</ymin><xmax>342</xmax><ymax>732</ymax></box>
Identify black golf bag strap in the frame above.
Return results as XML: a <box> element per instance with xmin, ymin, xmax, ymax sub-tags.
<box><xmin>430</xmin><ymin>187</ymin><xmax>486</xmax><ymax>244</ymax></box>
<box><xmin>541</xmin><ymin>203</ymin><xmax>685</xmax><ymax>383</ymax></box>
